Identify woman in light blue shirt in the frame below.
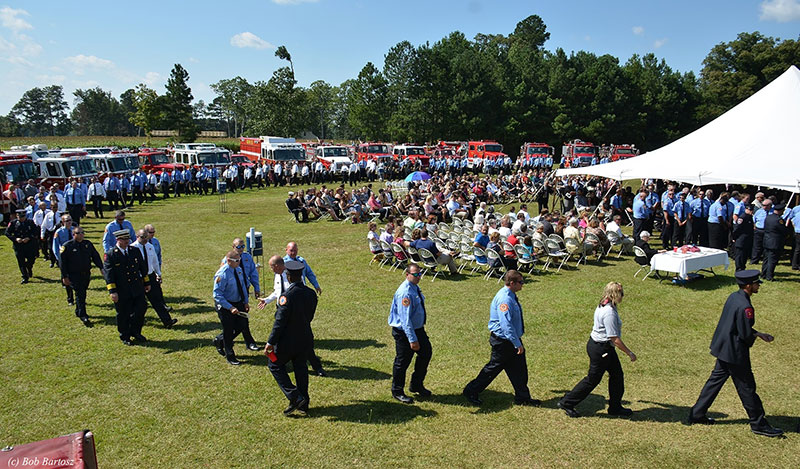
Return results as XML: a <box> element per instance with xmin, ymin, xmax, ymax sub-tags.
<box><xmin>558</xmin><ymin>282</ymin><xmax>637</xmax><ymax>418</ymax></box>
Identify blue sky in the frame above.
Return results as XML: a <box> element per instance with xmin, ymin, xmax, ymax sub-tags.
<box><xmin>1</xmin><ymin>0</ymin><xmax>798</xmax><ymax>115</ymax></box>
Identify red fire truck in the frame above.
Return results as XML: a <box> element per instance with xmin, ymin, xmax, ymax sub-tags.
<box><xmin>240</xmin><ymin>136</ymin><xmax>307</xmax><ymax>166</ymax></box>
<box><xmin>356</xmin><ymin>142</ymin><xmax>393</xmax><ymax>163</ymax></box>
<box><xmin>609</xmin><ymin>144</ymin><xmax>639</xmax><ymax>161</ymax></box>
<box><xmin>392</xmin><ymin>144</ymin><xmax>430</xmax><ymax>168</ymax></box>
<box><xmin>466</xmin><ymin>140</ymin><xmax>507</xmax><ymax>168</ymax></box>
<box><xmin>139</xmin><ymin>148</ymin><xmax>184</xmax><ymax>175</ymax></box>
<box><xmin>1</xmin><ymin>154</ymin><xmax>40</xmax><ymax>220</ymax></box>
<box><xmin>4</xmin><ymin>145</ymin><xmax>97</xmax><ymax>188</ymax></box>
<box><xmin>562</xmin><ymin>140</ymin><xmax>597</xmax><ymax>167</ymax></box>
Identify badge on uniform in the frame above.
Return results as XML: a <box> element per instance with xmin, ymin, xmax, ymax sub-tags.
<box><xmin>745</xmin><ymin>307</ymin><xmax>754</xmax><ymax>319</ymax></box>
<box><xmin>402</xmin><ymin>297</ymin><xmax>411</xmax><ymax>307</ymax></box>
<box><xmin>499</xmin><ymin>303</ymin><xmax>509</xmax><ymax>312</ymax></box>
<box><xmin>279</xmin><ymin>296</ymin><xmax>287</xmax><ymax>306</ymax></box>
<box><xmin>215</xmin><ymin>277</ymin><xmax>221</xmax><ymax>284</ymax></box>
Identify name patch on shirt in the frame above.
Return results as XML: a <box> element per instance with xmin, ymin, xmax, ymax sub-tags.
<box><xmin>744</xmin><ymin>307</ymin><xmax>754</xmax><ymax>319</ymax></box>
<box><xmin>499</xmin><ymin>303</ymin><xmax>509</xmax><ymax>312</ymax></box>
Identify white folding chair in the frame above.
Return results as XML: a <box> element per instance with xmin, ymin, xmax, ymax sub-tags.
<box><xmin>370</xmin><ymin>239</ymin><xmax>385</xmax><ymax>266</ymax></box>
<box><xmin>485</xmin><ymin>249</ymin><xmax>506</xmax><ymax>282</ymax></box>
<box><xmin>544</xmin><ymin>239</ymin><xmax>569</xmax><ymax>272</ymax></box>
<box><xmin>417</xmin><ymin>248</ymin><xmax>442</xmax><ymax>282</ymax></box>
<box><xmin>606</xmin><ymin>231</ymin><xmax>624</xmax><ymax>258</ymax></box>
<box><xmin>390</xmin><ymin>242</ymin><xmax>408</xmax><ymax>271</ymax></box>
<box><xmin>514</xmin><ymin>244</ymin><xmax>535</xmax><ymax>273</ymax></box>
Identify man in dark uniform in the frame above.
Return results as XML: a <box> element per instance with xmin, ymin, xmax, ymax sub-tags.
<box><xmin>60</xmin><ymin>225</ymin><xmax>104</xmax><ymax>327</ymax></box>
<box><xmin>104</xmin><ymin>229</ymin><xmax>151</xmax><ymax>346</ymax></box>
<box><xmin>264</xmin><ymin>260</ymin><xmax>315</xmax><ymax>416</ymax></box>
<box><xmin>761</xmin><ymin>204</ymin><xmax>786</xmax><ymax>281</ymax></box>
<box><xmin>686</xmin><ymin>270</ymin><xmax>783</xmax><ymax>437</ymax></box>
<box><xmin>731</xmin><ymin>204</ymin><xmax>755</xmax><ymax>271</ymax></box>
<box><xmin>5</xmin><ymin>209</ymin><xmax>39</xmax><ymax>284</ymax></box>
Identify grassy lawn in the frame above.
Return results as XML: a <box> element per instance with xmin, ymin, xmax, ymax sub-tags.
<box><xmin>1</xmin><ymin>184</ymin><xmax>798</xmax><ymax>468</ymax></box>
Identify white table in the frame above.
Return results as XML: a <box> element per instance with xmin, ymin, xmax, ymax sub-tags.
<box><xmin>649</xmin><ymin>247</ymin><xmax>730</xmax><ymax>280</ymax></box>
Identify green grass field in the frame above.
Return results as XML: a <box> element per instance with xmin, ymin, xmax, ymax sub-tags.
<box><xmin>1</xmin><ymin>185</ymin><xmax>798</xmax><ymax>468</ymax></box>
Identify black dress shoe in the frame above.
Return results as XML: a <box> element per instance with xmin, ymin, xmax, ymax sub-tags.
<box><xmin>515</xmin><ymin>398</ymin><xmax>541</xmax><ymax>407</ymax></box>
<box><xmin>409</xmin><ymin>385</ymin><xmax>432</xmax><ymax>397</ymax></box>
<box><xmin>462</xmin><ymin>390</ymin><xmax>482</xmax><ymax>406</ymax></box>
<box><xmin>133</xmin><ymin>334</ymin><xmax>148</xmax><ymax>343</ymax></box>
<box><xmin>392</xmin><ymin>394</ymin><xmax>414</xmax><ymax>404</ymax></box>
<box><xmin>20</xmin><ymin>279</ymin><xmax>28</xmax><ymax>284</ymax></box>
<box><xmin>164</xmin><ymin>318</ymin><xmax>178</xmax><ymax>329</ymax></box>
<box><xmin>165</xmin><ymin>306</ymin><xmax>174</xmax><ymax>314</ymax></box>
<box><xmin>283</xmin><ymin>396</ymin><xmax>308</xmax><ymax>416</ymax></box>
<box><xmin>685</xmin><ymin>415</ymin><xmax>715</xmax><ymax>425</ymax></box>
<box><xmin>315</xmin><ymin>369</ymin><xmax>328</xmax><ymax>377</ymax></box>
<box><xmin>607</xmin><ymin>407</ymin><xmax>633</xmax><ymax>417</ymax></box>
<box><xmin>121</xmin><ymin>339</ymin><xmax>134</xmax><ymax>346</ymax></box>
<box><xmin>226</xmin><ymin>357</ymin><xmax>241</xmax><ymax>366</ymax></box>
<box><xmin>68</xmin><ymin>299</ymin><xmax>75</xmax><ymax>306</ymax></box>
<box><xmin>80</xmin><ymin>316</ymin><xmax>92</xmax><ymax>327</ymax></box>
<box><xmin>246</xmin><ymin>343</ymin><xmax>260</xmax><ymax>351</ymax></box>
<box><xmin>213</xmin><ymin>337</ymin><xmax>225</xmax><ymax>356</ymax></box>
<box><xmin>558</xmin><ymin>401</ymin><xmax>580</xmax><ymax>418</ymax></box>
<box><xmin>751</xmin><ymin>425</ymin><xmax>784</xmax><ymax>437</ymax></box>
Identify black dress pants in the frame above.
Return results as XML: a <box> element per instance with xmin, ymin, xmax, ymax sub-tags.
<box><xmin>689</xmin><ymin>358</ymin><xmax>768</xmax><ymax>429</ymax></box>
<box><xmin>14</xmin><ymin>244</ymin><xmax>36</xmax><ymax>280</ymax></box>
<box><xmin>708</xmin><ymin>223</ymin><xmax>726</xmax><ymax>249</ymax></box>
<box><xmin>632</xmin><ymin>218</ymin><xmax>646</xmax><ymax>241</ymax></box>
<box><xmin>69</xmin><ymin>272</ymin><xmax>90</xmax><ymax>318</ymax></box>
<box><xmin>751</xmin><ymin>229</ymin><xmax>764</xmax><ymax>262</ymax></box>
<box><xmin>115</xmin><ymin>293</ymin><xmax>147</xmax><ymax>339</ymax></box>
<box><xmin>391</xmin><ymin>327</ymin><xmax>432</xmax><ymax>395</ymax></box>
<box><xmin>216</xmin><ymin>301</ymin><xmax>249</xmax><ymax>358</ymax></box>
<box><xmin>661</xmin><ymin>221</ymin><xmax>674</xmax><ymax>249</ymax></box>
<box><xmin>560</xmin><ymin>339</ymin><xmax>624</xmax><ymax>410</ymax></box>
<box><xmin>145</xmin><ymin>279</ymin><xmax>173</xmax><ymax>325</ymax></box>
<box><xmin>464</xmin><ymin>333</ymin><xmax>531</xmax><ymax>402</ymax></box>
<box><xmin>761</xmin><ymin>248</ymin><xmax>779</xmax><ymax>280</ymax></box>
<box><xmin>268</xmin><ymin>348</ymin><xmax>310</xmax><ymax>405</ymax></box>
<box><xmin>793</xmin><ymin>233</ymin><xmax>800</xmax><ymax>269</ymax></box>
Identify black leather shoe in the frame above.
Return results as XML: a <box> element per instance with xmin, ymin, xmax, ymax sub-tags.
<box><xmin>314</xmin><ymin>369</ymin><xmax>328</xmax><ymax>377</ymax></box>
<box><xmin>67</xmin><ymin>300</ymin><xmax>74</xmax><ymax>306</ymax></box>
<box><xmin>226</xmin><ymin>356</ymin><xmax>241</xmax><ymax>366</ymax></box>
<box><xmin>392</xmin><ymin>394</ymin><xmax>414</xmax><ymax>404</ymax></box>
<box><xmin>246</xmin><ymin>343</ymin><xmax>260</xmax><ymax>351</ymax></box>
<box><xmin>213</xmin><ymin>337</ymin><xmax>225</xmax><ymax>356</ymax></box>
<box><xmin>558</xmin><ymin>401</ymin><xmax>580</xmax><ymax>418</ymax></box>
<box><xmin>165</xmin><ymin>306</ymin><xmax>174</xmax><ymax>314</ymax></box>
<box><xmin>462</xmin><ymin>390</ymin><xmax>482</xmax><ymax>406</ymax></box>
<box><xmin>133</xmin><ymin>334</ymin><xmax>148</xmax><ymax>343</ymax></box>
<box><xmin>121</xmin><ymin>339</ymin><xmax>134</xmax><ymax>346</ymax></box>
<box><xmin>685</xmin><ymin>415</ymin><xmax>715</xmax><ymax>425</ymax></box>
<box><xmin>751</xmin><ymin>425</ymin><xmax>784</xmax><ymax>437</ymax></box>
<box><xmin>608</xmin><ymin>407</ymin><xmax>633</xmax><ymax>417</ymax></box>
<box><xmin>21</xmin><ymin>279</ymin><xmax>28</xmax><ymax>284</ymax></box>
<box><xmin>164</xmin><ymin>318</ymin><xmax>178</xmax><ymax>329</ymax></box>
<box><xmin>80</xmin><ymin>316</ymin><xmax>92</xmax><ymax>327</ymax></box>
<box><xmin>409</xmin><ymin>385</ymin><xmax>432</xmax><ymax>397</ymax></box>
<box><xmin>515</xmin><ymin>398</ymin><xmax>541</xmax><ymax>407</ymax></box>
<box><xmin>283</xmin><ymin>396</ymin><xmax>308</xmax><ymax>416</ymax></box>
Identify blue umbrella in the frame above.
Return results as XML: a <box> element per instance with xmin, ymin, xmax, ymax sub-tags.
<box><xmin>404</xmin><ymin>171</ymin><xmax>431</xmax><ymax>183</ymax></box>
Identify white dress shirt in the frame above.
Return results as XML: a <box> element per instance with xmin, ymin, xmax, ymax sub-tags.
<box><xmin>131</xmin><ymin>240</ymin><xmax>161</xmax><ymax>276</ymax></box>
<box><xmin>262</xmin><ymin>271</ymin><xmax>289</xmax><ymax>305</ymax></box>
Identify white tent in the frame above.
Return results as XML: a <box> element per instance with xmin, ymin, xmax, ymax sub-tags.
<box><xmin>556</xmin><ymin>65</ymin><xmax>800</xmax><ymax>193</ymax></box>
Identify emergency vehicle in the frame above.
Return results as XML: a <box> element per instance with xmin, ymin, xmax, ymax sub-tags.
<box><xmin>1</xmin><ymin>154</ymin><xmax>40</xmax><ymax>219</ymax></box>
<box><xmin>239</xmin><ymin>136</ymin><xmax>307</xmax><ymax>165</ymax></box>
<box><xmin>171</xmin><ymin>143</ymin><xmax>231</xmax><ymax>169</ymax></box>
<box><xmin>314</xmin><ymin>145</ymin><xmax>352</xmax><ymax>173</ymax></box>
<box><xmin>230</xmin><ymin>153</ymin><xmax>255</xmax><ymax>168</ymax></box>
<box><xmin>90</xmin><ymin>151</ymin><xmax>140</xmax><ymax>176</ymax></box>
<box><xmin>608</xmin><ymin>144</ymin><xmax>639</xmax><ymax>162</ymax></box>
<box><xmin>465</xmin><ymin>140</ymin><xmax>507</xmax><ymax>168</ymax></box>
<box><xmin>519</xmin><ymin>142</ymin><xmax>554</xmax><ymax>166</ymax></box>
<box><xmin>561</xmin><ymin>140</ymin><xmax>597</xmax><ymax>167</ymax></box>
<box><xmin>4</xmin><ymin>145</ymin><xmax>97</xmax><ymax>188</ymax></box>
<box><xmin>392</xmin><ymin>144</ymin><xmax>430</xmax><ymax>167</ymax></box>
<box><xmin>139</xmin><ymin>148</ymin><xmax>184</xmax><ymax>175</ymax></box>
<box><xmin>356</xmin><ymin>142</ymin><xmax>393</xmax><ymax>163</ymax></box>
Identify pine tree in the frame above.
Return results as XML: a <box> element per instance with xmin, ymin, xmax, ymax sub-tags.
<box><xmin>164</xmin><ymin>64</ymin><xmax>198</xmax><ymax>141</ymax></box>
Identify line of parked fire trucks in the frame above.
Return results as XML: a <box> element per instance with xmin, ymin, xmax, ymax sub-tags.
<box><xmin>1</xmin><ymin>136</ymin><xmax>638</xmax><ymax>219</ymax></box>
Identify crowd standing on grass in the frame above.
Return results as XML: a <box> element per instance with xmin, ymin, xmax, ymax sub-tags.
<box><xmin>2</xmin><ymin>167</ymin><xmax>797</xmax><ymax>435</ymax></box>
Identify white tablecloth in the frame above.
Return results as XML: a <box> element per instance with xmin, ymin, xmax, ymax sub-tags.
<box><xmin>649</xmin><ymin>247</ymin><xmax>730</xmax><ymax>280</ymax></box>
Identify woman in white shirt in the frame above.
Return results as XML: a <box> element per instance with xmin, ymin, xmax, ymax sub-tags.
<box><xmin>557</xmin><ymin>282</ymin><xmax>637</xmax><ymax>418</ymax></box>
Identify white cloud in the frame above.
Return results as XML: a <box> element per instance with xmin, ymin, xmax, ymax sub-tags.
<box><xmin>654</xmin><ymin>38</ymin><xmax>668</xmax><ymax>49</ymax></box>
<box><xmin>632</xmin><ymin>26</ymin><xmax>644</xmax><ymax>36</ymax></box>
<box><xmin>272</xmin><ymin>0</ymin><xmax>319</xmax><ymax>4</ymax></box>
<box><xmin>584</xmin><ymin>35</ymin><xmax>591</xmax><ymax>41</ymax></box>
<box><xmin>0</xmin><ymin>6</ymin><xmax>32</xmax><ymax>32</ymax></box>
<box><xmin>230</xmin><ymin>31</ymin><xmax>274</xmax><ymax>49</ymax></box>
<box><xmin>188</xmin><ymin>57</ymin><xmax>199</xmax><ymax>63</ymax></box>
<box><xmin>6</xmin><ymin>56</ymin><xmax>31</xmax><ymax>66</ymax></box>
<box><xmin>0</xmin><ymin>34</ymin><xmax>15</xmax><ymax>51</ymax></box>
<box><xmin>760</xmin><ymin>0</ymin><xmax>800</xmax><ymax>22</ymax></box>
<box><xmin>19</xmin><ymin>35</ymin><xmax>41</xmax><ymax>56</ymax></box>
<box><xmin>143</xmin><ymin>71</ymin><xmax>161</xmax><ymax>86</ymax></box>
<box><xmin>64</xmin><ymin>54</ymin><xmax>115</xmax><ymax>75</ymax></box>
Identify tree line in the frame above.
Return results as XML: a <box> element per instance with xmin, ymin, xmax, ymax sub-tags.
<box><xmin>1</xmin><ymin>15</ymin><xmax>798</xmax><ymax>154</ymax></box>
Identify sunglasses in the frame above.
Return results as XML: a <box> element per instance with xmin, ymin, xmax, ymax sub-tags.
<box><xmin>409</xmin><ymin>271</ymin><xmax>422</xmax><ymax>277</ymax></box>
<box><xmin>227</xmin><ymin>258</ymin><xmax>241</xmax><ymax>263</ymax></box>
<box><xmin>74</xmin><ymin>231</ymin><xmax>85</xmax><ymax>234</ymax></box>
<box><xmin>236</xmin><ymin>245</ymin><xmax>245</xmax><ymax>249</ymax></box>
<box><xmin>147</xmin><ymin>231</ymin><xmax>155</xmax><ymax>234</ymax></box>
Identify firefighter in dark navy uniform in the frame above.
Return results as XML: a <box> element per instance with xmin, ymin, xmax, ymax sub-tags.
<box><xmin>731</xmin><ymin>203</ymin><xmax>755</xmax><ymax>271</ymax></box>
<box><xmin>686</xmin><ymin>270</ymin><xmax>783</xmax><ymax>437</ymax></box>
<box><xmin>5</xmin><ymin>209</ymin><xmax>39</xmax><ymax>283</ymax></box>
<box><xmin>264</xmin><ymin>260</ymin><xmax>315</xmax><ymax>417</ymax></box>
<box><xmin>104</xmin><ymin>229</ymin><xmax>151</xmax><ymax>346</ymax></box>
<box><xmin>60</xmin><ymin>225</ymin><xmax>104</xmax><ymax>327</ymax></box>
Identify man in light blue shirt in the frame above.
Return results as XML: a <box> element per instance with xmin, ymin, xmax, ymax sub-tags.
<box><xmin>212</xmin><ymin>250</ymin><xmax>250</xmax><ymax>365</ymax></box>
<box><xmin>789</xmin><ymin>205</ymin><xmax>800</xmax><ymax>270</ymax></box>
<box><xmin>388</xmin><ymin>264</ymin><xmax>432</xmax><ymax>403</ymax></box>
<box><xmin>751</xmin><ymin>199</ymin><xmax>772</xmax><ymax>264</ymax></box>
<box><xmin>283</xmin><ymin>241</ymin><xmax>321</xmax><ymax>295</ymax></box>
<box><xmin>463</xmin><ymin>270</ymin><xmax>539</xmax><ymax>407</ymax></box>
<box><xmin>632</xmin><ymin>191</ymin><xmax>649</xmax><ymax>240</ymax></box>
<box><xmin>102</xmin><ymin>210</ymin><xmax>136</xmax><ymax>253</ymax></box>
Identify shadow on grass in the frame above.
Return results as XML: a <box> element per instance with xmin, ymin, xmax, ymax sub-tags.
<box><xmin>313</xmin><ymin>399</ymin><xmax>437</xmax><ymax>424</ymax></box>
<box><xmin>772</xmin><ymin>271</ymin><xmax>800</xmax><ymax>283</ymax></box>
<box><xmin>426</xmin><ymin>390</ymin><xmax>514</xmax><ymax>414</ymax></box>
<box><xmin>318</xmin><ymin>360</ymin><xmax>391</xmax><ymax>381</ymax></box>
<box><xmin>314</xmin><ymin>338</ymin><xmax>386</xmax><ymax>351</ymax></box>
<box><xmin>32</xmin><ymin>275</ymin><xmax>61</xmax><ymax>284</ymax></box>
<box><xmin>704</xmin><ymin>415</ymin><xmax>798</xmax><ymax>431</ymax></box>
<box><xmin>141</xmin><ymin>337</ymin><xmax>215</xmax><ymax>354</ymax></box>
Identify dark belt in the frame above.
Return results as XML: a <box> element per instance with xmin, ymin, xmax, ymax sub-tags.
<box><xmin>590</xmin><ymin>338</ymin><xmax>610</xmax><ymax>345</ymax></box>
